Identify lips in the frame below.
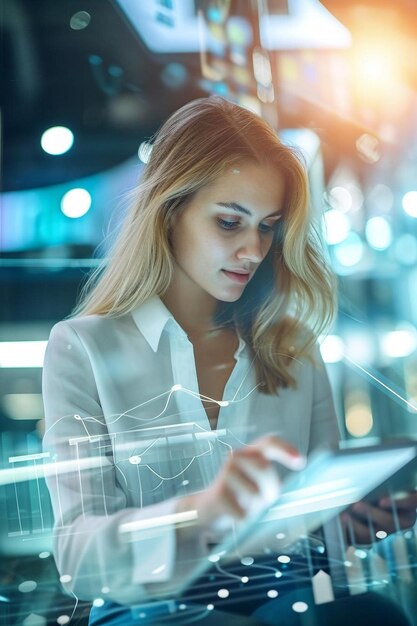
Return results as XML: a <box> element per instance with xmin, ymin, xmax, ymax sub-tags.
<box><xmin>222</xmin><ymin>269</ymin><xmax>250</xmax><ymax>284</ymax></box>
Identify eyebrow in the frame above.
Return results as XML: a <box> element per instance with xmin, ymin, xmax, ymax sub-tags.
<box><xmin>216</xmin><ymin>202</ymin><xmax>281</xmax><ymax>219</ymax></box>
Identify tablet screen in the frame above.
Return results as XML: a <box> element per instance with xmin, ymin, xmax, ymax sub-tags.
<box><xmin>179</xmin><ymin>441</ymin><xmax>417</xmax><ymax>591</ymax></box>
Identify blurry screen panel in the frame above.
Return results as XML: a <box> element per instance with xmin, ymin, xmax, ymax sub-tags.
<box><xmin>0</xmin><ymin>158</ymin><xmax>141</xmax><ymax>253</ymax></box>
<box><xmin>114</xmin><ymin>0</ymin><xmax>200</xmax><ymax>52</ymax></box>
<box><xmin>114</xmin><ymin>0</ymin><xmax>350</xmax><ymax>52</ymax></box>
<box><xmin>277</xmin><ymin>51</ymin><xmax>353</xmax><ymax>117</ymax></box>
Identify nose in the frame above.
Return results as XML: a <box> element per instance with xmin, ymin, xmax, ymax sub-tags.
<box><xmin>236</xmin><ymin>229</ymin><xmax>266</xmax><ymax>264</ymax></box>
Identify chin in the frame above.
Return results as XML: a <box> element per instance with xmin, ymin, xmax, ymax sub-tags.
<box><xmin>217</xmin><ymin>290</ymin><xmax>245</xmax><ymax>303</ymax></box>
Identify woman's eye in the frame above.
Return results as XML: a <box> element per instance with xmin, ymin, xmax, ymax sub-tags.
<box><xmin>258</xmin><ymin>223</ymin><xmax>275</xmax><ymax>234</ymax></box>
<box><xmin>217</xmin><ymin>217</ymin><xmax>240</xmax><ymax>230</ymax></box>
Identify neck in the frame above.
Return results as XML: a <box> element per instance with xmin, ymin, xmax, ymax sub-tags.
<box><xmin>162</xmin><ymin>278</ymin><xmax>219</xmax><ymax>338</ymax></box>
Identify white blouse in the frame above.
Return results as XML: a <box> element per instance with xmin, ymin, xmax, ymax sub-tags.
<box><xmin>42</xmin><ymin>296</ymin><xmax>339</xmax><ymax>606</ymax></box>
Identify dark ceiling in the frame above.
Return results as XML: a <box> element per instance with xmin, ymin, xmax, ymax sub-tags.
<box><xmin>1</xmin><ymin>0</ymin><xmax>203</xmax><ymax>190</ymax></box>
<box><xmin>2</xmin><ymin>0</ymin><xmax>417</xmax><ymax>191</ymax></box>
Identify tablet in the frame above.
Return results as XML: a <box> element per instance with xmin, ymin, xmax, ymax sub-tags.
<box><xmin>177</xmin><ymin>439</ymin><xmax>417</xmax><ymax>593</ymax></box>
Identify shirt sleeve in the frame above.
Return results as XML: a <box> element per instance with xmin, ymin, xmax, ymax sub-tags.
<box><xmin>308</xmin><ymin>344</ymin><xmax>341</xmax><ymax>454</ymax></box>
<box><xmin>42</xmin><ymin>320</ymin><xmax>206</xmax><ymax>605</ymax></box>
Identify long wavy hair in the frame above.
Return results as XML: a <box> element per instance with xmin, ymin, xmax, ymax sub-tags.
<box><xmin>73</xmin><ymin>96</ymin><xmax>336</xmax><ymax>393</ymax></box>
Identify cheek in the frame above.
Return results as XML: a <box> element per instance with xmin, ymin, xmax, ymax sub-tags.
<box><xmin>262</xmin><ymin>236</ymin><xmax>274</xmax><ymax>258</ymax></box>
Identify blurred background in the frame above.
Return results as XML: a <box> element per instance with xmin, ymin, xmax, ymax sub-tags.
<box><xmin>1</xmin><ymin>0</ymin><xmax>417</xmax><ymax>624</ymax></box>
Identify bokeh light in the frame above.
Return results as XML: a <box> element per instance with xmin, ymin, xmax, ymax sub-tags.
<box><xmin>381</xmin><ymin>326</ymin><xmax>417</xmax><ymax>358</ymax></box>
<box><xmin>345</xmin><ymin>403</ymin><xmax>373</xmax><ymax>437</ymax></box>
<box><xmin>323</xmin><ymin>209</ymin><xmax>350</xmax><ymax>245</ymax></box>
<box><xmin>61</xmin><ymin>188</ymin><xmax>92</xmax><ymax>218</ymax></box>
<box><xmin>365</xmin><ymin>216</ymin><xmax>393</xmax><ymax>250</ymax></box>
<box><xmin>393</xmin><ymin>234</ymin><xmax>417</xmax><ymax>265</ymax></box>
<box><xmin>138</xmin><ymin>141</ymin><xmax>153</xmax><ymax>164</ymax></box>
<box><xmin>402</xmin><ymin>191</ymin><xmax>417</xmax><ymax>218</ymax></box>
<box><xmin>320</xmin><ymin>335</ymin><xmax>344</xmax><ymax>363</ymax></box>
<box><xmin>40</xmin><ymin>126</ymin><xmax>74</xmax><ymax>155</ymax></box>
<box><xmin>334</xmin><ymin>232</ymin><xmax>365</xmax><ymax>267</ymax></box>
<box><xmin>328</xmin><ymin>186</ymin><xmax>353</xmax><ymax>213</ymax></box>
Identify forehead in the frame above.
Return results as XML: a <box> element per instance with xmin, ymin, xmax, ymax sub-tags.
<box><xmin>194</xmin><ymin>161</ymin><xmax>286</xmax><ymax>216</ymax></box>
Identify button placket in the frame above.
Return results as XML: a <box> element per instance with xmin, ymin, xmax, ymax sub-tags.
<box><xmin>170</xmin><ymin>333</ymin><xmax>207</xmax><ymax>429</ymax></box>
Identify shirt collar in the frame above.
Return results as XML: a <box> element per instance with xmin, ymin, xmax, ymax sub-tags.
<box><xmin>131</xmin><ymin>296</ymin><xmax>186</xmax><ymax>352</ymax></box>
<box><xmin>131</xmin><ymin>295</ymin><xmax>247</xmax><ymax>356</ymax></box>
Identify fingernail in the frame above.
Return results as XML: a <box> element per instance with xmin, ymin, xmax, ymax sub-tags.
<box><xmin>290</xmin><ymin>455</ymin><xmax>307</xmax><ymax>470</ymax></box>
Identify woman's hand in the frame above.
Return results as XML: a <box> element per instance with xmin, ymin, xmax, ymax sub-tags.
<box><xmin>341</xmin><ymin>491</ymin><xmax>417</xmax><ymax>545</ymax></box>
<box><xmin>177</xmin><ymin>435</ymin><xmax>305</xmax><ymax>534</ymax></box>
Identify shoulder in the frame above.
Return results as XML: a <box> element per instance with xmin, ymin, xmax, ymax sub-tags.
<box><xmin>46</xmin><ymin>314</ymin><xmax>137</xmax><ymax>360</ymax></box>
<box><xmin>49</xmin><ymin>313</ymin><xmax>133</xmax><ymax>341</ymax></box>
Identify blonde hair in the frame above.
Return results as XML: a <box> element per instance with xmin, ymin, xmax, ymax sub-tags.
<box><xmin>73</xmin><ymin>96</ymin><xmax>336</xmax><ymax>392</ymax></box>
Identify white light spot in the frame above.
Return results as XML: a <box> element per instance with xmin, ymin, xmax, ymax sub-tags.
<box><xmin>381</xmin><ymin>327</ymin><xmax>417</xmax><ymax>358</ymax></box>
<box><xmin>218</xmin><ymin>588</ymin><xmax>229</xmax><ymax>599</ymax></box>
<box><xmin>241</xmin><ymin>556</ymin><xmax>254</xmax><ymax>566</ymax></box>
<box><xmin>275</xmin><ymin>571</ymin><xmax>283</xmax><ymax>578</ymax></box>
<box><xmin>344</xmin><ymin>560</ymin><xmax>352</xmax><ymax>567</ymax></box>
<box><xmin>275</xmin><ymin>532</ymin><xmax>286</xmax><ymax>540</ymax></box>
<box><xmin>365</xmin><ymin>216</ymin><xmax>392</xmax><ymax>250</ymax></box>
<box><xmin>38</xmin><ymin>551</ymin><xmax>50</xmax><ymax>559</ymax></box>
<box><xmin>328</xmin><ymin>186</ymin><xmax>353</xmax><ymax>213</ymax></box>
<box><xmin>152</xmin><ymin>564</ymin><xmax>166</xmax><ymax>575</ymax></box>
<box><xmin>101</xmin><ymin>586</ymin><xmax>110</xmax><ymax>594</ymax></box>
<box><xmin>129</xmin><ymin>455</ymin><xmax>141</xmax><ymax>465</ymax></box>
<box><xmin>179</xmin><ymin>603</ymin><xmax>186</xmax><ymax>610</ymax></box>
<box><xmin>138</xmin><ymin>142</ymin><xmax>153</xmax><ymax>164</ymax></box>
<box><xmin>292</xmin><ymin>601</ymin><xmax>309</xmax><ymax>613</ymax></box>
<box><xmin>59</xmin><ymin>575</ymin><xmax>72</xmax><ymax>584</ymax></box>
<box><xmin>207</xmin><ymin>604</ymin><xmax>214</xmax><ymax>611</ymax></box>
<box><xmin>218</xmin><ymin>400</ymin><xmax>229</xmax><ymax>407</ymax></box>
<box><xmin>61</xmin><ymin>188</ymin><xmax>92</xmax><ymax>219</ymax></box>
<box><xmin>171</xmin><ymin>384</ymin><xmax>182</xmax><ymax>391</ymax></box>
<box><xmin>70</xmin><ymin>11</ymin><xmax>91</xmax><ymax>30</ymax></box>
<box><xmin>376</xmin><ymin>530</ymin><xmax>387</xmax><ymax>539</ymax></box>
<box><xmin>277</xmin><ymin>555</ymin><xmax>290</xmax><ymax>564</ymax></box>
<box><xmin>93</xmin><ymin>599</ymin><xmax>104</xmax><ymax>607</ymax></box>
<box><xmin>182</xmin><ymin>480</ymin><xmax>189</xmax><ymax>486</ymax></box>
<box><xmin>354</xmin><ymin>549</ymin><xmax>368</xmax><ymax>559</ymax></box>
<box><xmin>241</xmin><ymin>576</ymin><xmax>249</xmax><ymax>583</ymax></box>
<box><xmin>323</xmin><ymin>209</ymin><xmax>350</xmax><ymax>245</ymax></box>
<box><xmin>57</xmin><ymin>617</ymin><xmax>70</xmax><ymax>625</ymax></box>
<box><xmin>402</xmin><ymin>191</ymin><xmax>417</xmax><ymax>218</ymax></box>
<box><xmin>74</xmin><ymin>414</ymin><xmax>81</xmax><ymax>420</ymax></box>
<box><xmin>320</xmin><ymin>334</ymin><xmax>344</xmax><ymax>364</ymax></box>
<box><xmin>41</xmin><ymin>126</ymin><xmax>74</xmax><ymax>155</ymax></box>
<box><xmin>0</xmin><ymin>340</ymin><xmax>47</xmax><ymax>368</ymax></box>
<box><xmin>208</xmin><ymin>554</ymin><xmax>220</xmax><ymax>563</ymax></box>
<box><xmin>356</xmin><ymin>133</ymin><xmax>380</xmax><ymax>163</ymax></box>
<box><xmin>18</xmin><ymin>580</ymin><xmax>37</xmax><ymax>593</ymax></box>
<box><xmin>267</xmin><ymin>589</ymin><xmax>279</xmax><ymax>598</ymax></box>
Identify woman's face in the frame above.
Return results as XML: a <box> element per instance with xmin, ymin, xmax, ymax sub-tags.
<box><xmin>169</xmin><ymin>160</ymin><xmax>286</xmax><ymax>305</ymax></box>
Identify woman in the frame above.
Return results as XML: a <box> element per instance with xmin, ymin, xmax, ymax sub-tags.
<box><xmin>42</xmin><ymin>96</ymin><xmax>412</xmax><ymax>625</ymax></box>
